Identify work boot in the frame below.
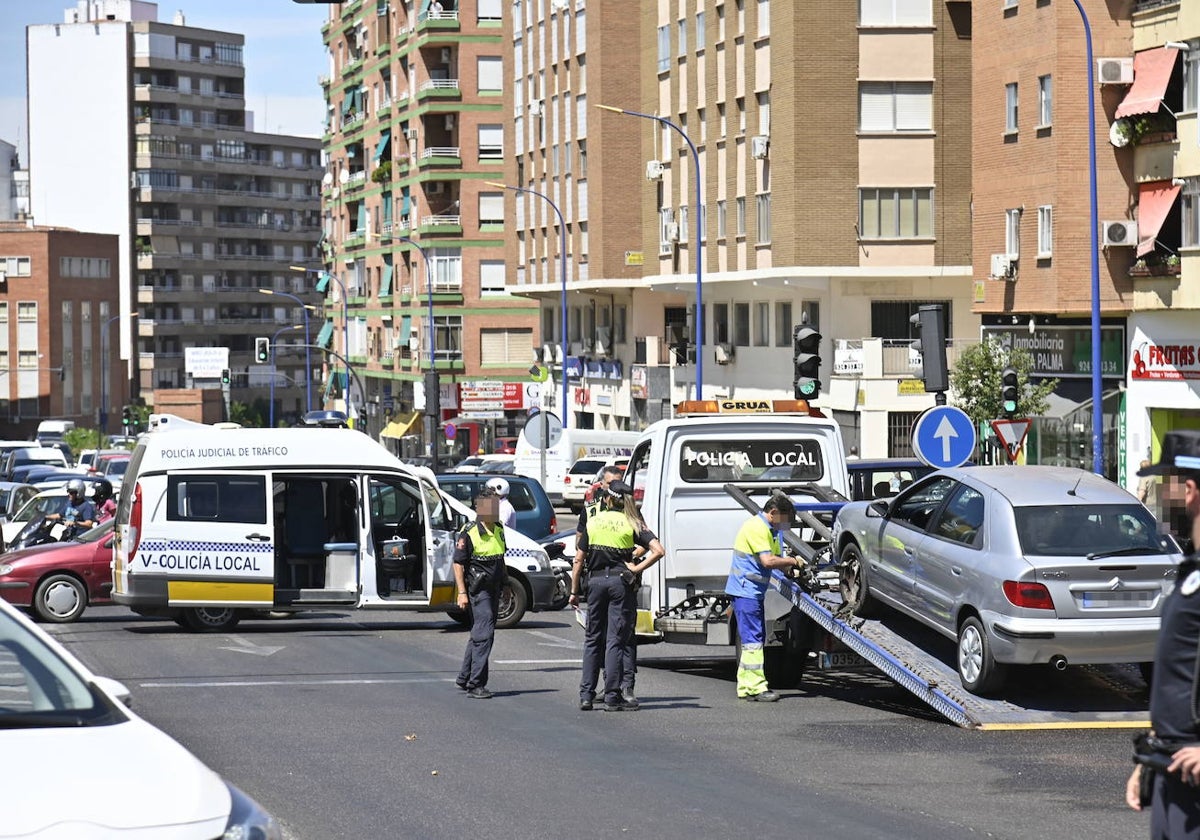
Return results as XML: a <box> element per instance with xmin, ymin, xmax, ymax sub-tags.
<box><xmin>620</xmin><ymin>687</ymin><xmax>639</xmax><ymax>709</ymax></box>
<box><xmin>467</xmin><ymin>686</ymin><xmax>493</xmax><ymax>699</ymax></box>
<box><xmin>602</xmin><ymin>700</ymin><xmax>633</xmax><ymax>712</ymax></box>
<box><xmin>579</xmin><ymin>698</ymin><xmax>594</xmax><ymax>711</ymax></box>
<box><xmin>741</xmin><ymin>690</ymin><xmax>780</xmax><ymax>703</ymax></box>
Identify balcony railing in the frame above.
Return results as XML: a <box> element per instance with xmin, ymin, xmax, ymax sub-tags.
<box><xmin>421</xmin><ymin>214</ymin><xmax>461</xmax><ymax>227</ymax></box>
<box><xmin>420</xmin><ymin>146</ymin><xmax>460</xmax><ymax>160</ymax></box>
<box><xmin>834</xmin><ymin>338</ymin><xmax>977</xmax><ymax>377</ymax></box>
<box><xmin>417</xmin><ymin>79</ymin><xmax>460</xmax><ymax>94</ymax></box>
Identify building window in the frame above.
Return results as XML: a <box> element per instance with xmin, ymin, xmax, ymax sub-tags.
<box><xmin>859</xmin><ymin>0</ymin><xmax>932</xmax><ymax>26</ymax></box>
<box><xmin>433</xmin><ymin>315</ymin><xmax>463</xmax><ymax>363</ymax></box>
<box><xmin>717</xmin><ymin>200</ymin><xmax>727</xmax><ymax>238</ymax></box>
<box><xmin>858</xmin><ymin>188</ymin><xmax>934</xmax><ymax>239</ymax></box>
<box><xmin>756</xmin><ymin>193</ymin><xmax>771</xmax><ymax>242</ymax></box>
<box><xmin>757</xmin><ymin>0</ymin><xmax>769</xmax><ymax>36</ymax></box>
<box><xmin>614</xmin><ymin>305</ymin><xmax>627</xmax><ymax>344</ymax></box>
<box><xmin>479</xmin><ymin>192</ymin><xmax>504</xmax><ymax>228</ymax></box>
<box><xmin>698</xmin><ymin>107</ymin><xmax>707</xmax><ymax>143</ymax></box>
<box><xmin>1005</xmin><ymin>82</ymin><xmax>1019</xmax><ymax>134</ymax></box>
<box><xmin>733</xmin><ymin>302</ymin><xmax>750</xmax><ymax>347</ymax></box>
<box><xmin>18</xmin><ymin>350</ymin><xmax>38</xmax><ymax>369</ymax></box>
<box><xmin>1</xmin><ymin>256</ymin><xmax>32</xmax><ymax>277</ymax></box>
<box><xmin>477</xmin><ymin>56</ymin><xmax>503</xmax><ymax>94</ymax></box>
<box><xmin>478</xmin><ymin>124</ymin><xmax>503</xmax><ymax>160</ymax></box>
<box><xmin>801</xmin><ymin>301</ymin><xmax>820</xmax><ymax>332</ymax></box>
<box><xmin>870</xmin><ymin>300</ymin><xmax>951</xmax><ymax>340</ymax></box>
<box><xmin>659</xmin><ymin>207</ymin><xmax>676</xmax><ymax>254</ymax></box>
<box><xmin>1185</xmin><ymin>43</ymin><xmax>1200</xmax><ymax>112</ymax></box>
<box><xmin>1184</xmin><ymin>186</ymin><xmax>1200</xmax><ymax>248</ymax></box>
<box><xmin>479</xmin><ymin>260</ymin><xmax>506</xmax><ymax>295</ymax></box>
<box><xmin>888</xmin><ymin>411</ymin><xmax>922</xmax><ymax>457</ymax></box>
<box><xmin>774</xmin><ymin>301</ymin><xmax>792</xmax><ymax>347</ymax></box>
<box><xmin>480</xmin><ymin>328</ymin><xmax>532</xmax><ymax>365</ymax></box>
<box><xmin>430</xmin><ymin>247</ymin><xmax>463</xmax><ymax>290</ymax></box>
<box><xmin>17</xmin><ymin>301</ymin><xmax>36</xmax><ymax>321</ymax></box>
<box><xmin>713</xmin><ymin>303</ymin><xmax>730</xmax><ymax>344</ymax></box>
<box><xmin>657</xmin><ymin>25</ymin><xmax>670</xmax><ymax>72</ymax></box>
<box><xmin>1037</xmin><ymin>205</ymin><xmax>1052</xmax><ymax>257</ymax></box>
<box><xmin>737</xmin><ymin>97</ymin><xmax>746</xmax><ymax>132</ymax></box>
<box><xmin>678</xmin><ymin>18</ymin><xmax>688</xmax><ymax>55</ymax></box>
<box><xmin>1005</xmin><ymin>208</ymin><xmax>1021</xmax><ymax>258</ymax></box>
<box><xmin>679</xmin><ymin>206</ymin><xmax>689</xmax><ymax>243</ymax></box>
<box><xmin>718</xmin><ymin>102</ymin><xmax>727</xmax><ymax>135</ymax></box>
<box><xmin>736</xmin><ymin>197</ymin><xmax>746</xmax><ymax>236</ymax></box>
<box><xmin>1037</xmin><ymin>75</ymin><xmax>1052</xmax><ymax>127</ymax></box>
<box><xmin>578</xmin><ymin>140</ymin><xmax>587</xmax><ymax>176</ymax></box>
<box><xmin>757</xmin><ymin>92</ymin><xmax>770</xmax><ymax>134</ymax></box>
<box><xmin>859</xmin><ymin>82</ymin><xmax>932</xmax><ymax>132</ymax></box>
<box><xmin>754</xmin><ymin>302</ymin><xmax>770</xmax><ymax>346</ymax></box>
<box><xmin>696</xmin><ymin>12</ymin><xmax>706</xmax><ymax>50</ymax></box>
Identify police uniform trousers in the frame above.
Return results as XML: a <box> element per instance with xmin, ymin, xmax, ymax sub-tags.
<box><xmin>457</xmin><ymin>587</ymin><xmax>498</xmax><ymax>690</ymax></box>
<box><xmin>580</xmin><ymin>570</ymin><xmax>629</xmax><ymax>704</ymax></box>
<box><xmin>620</xmin><ymin>584</ymin><xmax>638</xmax><ymax>691</ymax></box>
<box><xmin>1151</xmin><ymin>770</ymin><xmax>1200</xmax><ymax>839</ymax></box>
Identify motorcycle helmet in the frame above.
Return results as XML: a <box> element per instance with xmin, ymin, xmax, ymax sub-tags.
<box><xmin>484</xmin><ymin>477</ymin><xmax>510</xmax><ymax>498</ymax></box>
<box><xmin>93</xmin><ymin>479</ymin><xmax>114</xmax><ymax>505</ymax></box>
<box><xmin>66</xmin><ymin>478</ymin><xmax>85</xmax><ymax>497</ymax></box>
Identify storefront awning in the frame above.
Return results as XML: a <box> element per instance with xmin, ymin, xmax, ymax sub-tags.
<box><xmin>1136</xmin><ymin>180</ymin><xmax>1182</xmax><ymax>257</ymax></box>
<box><xmin>1115</xmin><ymin>47</ymin><xmax>1179</xmax><ymax>119</ymax></box>
<box><xmin>380</xmin><ymin>411</ymin><xmax>421</xmax><ymax>439</ymax></box>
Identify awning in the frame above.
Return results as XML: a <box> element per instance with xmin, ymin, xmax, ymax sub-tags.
<box><xmin>380</xmin><ymin>411</ymin><xmax>421</xmax><ymax>439</ymax></box>
<box><xmin>379</xmin><ymin>261</ymin><xmax>394</xmax><ymax>297</ymax></box>
<box><xmin>398</xmin><ymin>315</ymin><xmax>412</xmax><ymax>344</ymax></box>
<box><xmin>1115</xmin><ymin>47</ymin><xmax>1179</xmax><ymax>119</ymax></box>
<box><xmin>373</xmin><ymin>131</ymin><xmax>391</xmax><ymax>162</ymax></box>
<box><xmin>316</xmin><ymin>320</ymin><xmax>334</xmax><ymax>349</ymax></box>
<box><xmin>1136</xmin><ymin>180</ymin><xmax>1182</xmax><ymax>257</ymax></box>
<box><xmin>355</xmin><ymin>202</ymin><xmax>367</xmax><ymax>232</ymax></box>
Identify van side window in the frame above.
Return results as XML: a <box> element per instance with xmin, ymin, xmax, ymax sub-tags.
<box><xmin>166</xmin><ymin>475</ymin><xmax>267</xmax><ymax>523</ymax></box>
<box><xmin>626</xmin><ymin>441</ymin><xmax>652</xmax><ymax>499</ymax></box>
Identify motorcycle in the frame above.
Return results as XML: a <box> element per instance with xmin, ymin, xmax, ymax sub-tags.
<box><xmin>7</xmin><ymin>515</ymin><xmax>71</xmax><ymax>552</ymax></box>
<box><xmin>539</xmin><ymin>533</ymin><xmax>574</xmax><ymax>611</ymax></box>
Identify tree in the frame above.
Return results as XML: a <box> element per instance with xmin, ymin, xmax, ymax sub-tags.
<box><xmin>229</xmin><ymin>400</ymin><xmax>266</xmax><ymax>429</ymax></box>
<box><xmin>950</xmin><ymin>338</ymin><xmax>1057</xmax><ymax>427</ymax></box>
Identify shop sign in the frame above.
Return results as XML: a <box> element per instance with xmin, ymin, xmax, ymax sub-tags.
<box><xmin>631</xmin><ymin>365</ymin><xmax>648</xmax><ymax>399</ymax></box>
<box><xmin>459</xmin><ymin>381</ymin><xmax>526</xmax><ymax>412</ymax></box>
<box><xmin>981</xmin><ymin>325</ymin><xmax>1125</xmax><ymax>378</ymax></box>
<box><xmin>1131</xmin><ymin>340</ymin><xmax>1200</xmax><ymax>381</ymax></box>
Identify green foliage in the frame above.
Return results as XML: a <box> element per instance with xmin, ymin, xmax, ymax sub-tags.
<box><xmin>950</xmin><ymin>338</ymin><xmax>1058</xmax><ymax>426</ymax></box>
<box><xmin>229</xmin><ymin>400</ymin><xmax>267</xmax><ymax>429</ymax></box>
<box><xmin>371</xmin><ymin>161</ymin><xmax>392</xmax><ymax>183</ymax></box>
<box><xmin>63</xmin><ymin>427</ymin><xmax>103</xmax><ymax>455</ymax></box>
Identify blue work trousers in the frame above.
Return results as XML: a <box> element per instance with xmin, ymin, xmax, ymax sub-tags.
<box><xmin>458</xmin><ymin>588</ymin><xmax>497</xmax><ymax>690</ymax></box>
<box><xmin>580</xmin><ymin>573</ymin><xmax>629</xmax><ymax>705</ymax></box>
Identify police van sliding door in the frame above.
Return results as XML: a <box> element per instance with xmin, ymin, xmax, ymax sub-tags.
<box><xmin>159</xmin><ymin>472</ymin><xmax>274</xmax><ymax>607</ymax></box>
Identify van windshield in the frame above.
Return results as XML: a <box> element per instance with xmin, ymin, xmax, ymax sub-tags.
<box><xmin>678</xmin><ymin>439</ymin><xmax>824</xmax><ymax>483</ymax></box>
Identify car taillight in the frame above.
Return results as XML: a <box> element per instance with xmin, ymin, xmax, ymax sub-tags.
<box><xmin>634</xmin><ymin>487</ymin><xmax>644</xmax><ymax>503</ymax></box>
<box><xmin>550</xmin><ymin>513</ymin><xmax>557</xmax><ymax>533</ymax></box>
<box><xmin>563</xmin><ymin>476</ymin><xmax>571</xmax><ymax>485</ymax></box>
<box><xmin>1002</xmin><ymin>580</ymin><xmax>1054</xmax><ymax>610</ymax></box>
<box><xmin>128</xmin><ymin>481</ymin><xmax>143</xmax><ymax>559</ymax></box>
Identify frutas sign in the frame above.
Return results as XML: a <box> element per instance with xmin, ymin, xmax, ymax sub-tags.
<box><xmin>1131</xmin><ymin>341</ymin><xmax>1200</xmax><ymax>381</ymax></box>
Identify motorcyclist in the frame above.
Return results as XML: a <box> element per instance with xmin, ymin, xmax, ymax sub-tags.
<box><xmin>46</xmin><ymin>479</ymin><xmax>96</xmax><ymax>538</ymax></box>
<box><xmin>94</xmin><ymin>479</ymin><xmax>117</xmax><ymax>523</ymax></box>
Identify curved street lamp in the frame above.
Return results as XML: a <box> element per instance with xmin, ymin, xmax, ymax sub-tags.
<box><xmin>100</xmin><ymin>311</ymin><xmax>137</xmax><ymax>433</ymax></box>
<box><xmin>257</xmin><ymin>289</ymin><xmax>312</xmax><ymax>412</ymax></box>
<box><xmin>396</xmin><ymin>236</ymin><xmax>441</xmax><ymax>471</ymax></box>
<box><xmin>268</xmin><ymin>324</ymin><xmax>304</xmax><ymax>428</ymax></box>
<box><xmin>290</xmin><ymin>265</ymin><xmax>349</xmax><ymax>416</ymax></box>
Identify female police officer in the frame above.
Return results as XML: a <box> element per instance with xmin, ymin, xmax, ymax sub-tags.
<box><xmin>569</xmin><ymin>480</ymin><xmax>663</xmax><ymax>712</ymax></box>
<box><xmin>452</xmin><ymin>489</ymin><xmax>508</xmax><ymax>700</ymax></box>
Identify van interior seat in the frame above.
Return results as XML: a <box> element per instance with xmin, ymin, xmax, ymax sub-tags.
<box><xmin>284</xmin><ymin>481</ymin><xmax>327</xmax><ymax>588</ymax></box>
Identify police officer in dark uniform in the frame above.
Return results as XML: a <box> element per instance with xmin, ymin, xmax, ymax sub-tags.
<box><xmin>569</xmin><ymin>480</ymin><xmax>663</xmax><ymax>712</ymax></box>
<box><xmin>452</xmin><ymin>490</ymin><xmax>508</xmax><ymax>700</ymax></box>
<box><xmin>1126</xmin><ymin>430</ymin><xmax>1200</xmax><ymax>836</ymax></box>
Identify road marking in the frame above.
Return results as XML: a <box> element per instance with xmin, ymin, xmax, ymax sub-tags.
<box><xmin>219</xmin><ymin>634</ymin><xmax>284</xmax><ymax>657</ymax></box>
<box><xmin>977</xmin><ymin>719</ymin><xmax>1150</xmax><ymax>731</ymax></box>
<box><xmin>494</xmin><ymin>658</ymin><xmax>581</xmax><ymax>664</ymax></box>
<box><xmin>523</xmin><ymin>629</ymin><xmax>579</xmax><ymax>648</ymax></box>
<box><xmin>138</xmin><ymin>677</ymin><xmax>455</xmax><ymax>689</ymax></box>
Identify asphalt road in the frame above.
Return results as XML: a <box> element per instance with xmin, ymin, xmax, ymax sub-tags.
<box><xmin>48</xmin><ymin>604</ymin><xmax>1148</xmax><ymax>840</ymax></box>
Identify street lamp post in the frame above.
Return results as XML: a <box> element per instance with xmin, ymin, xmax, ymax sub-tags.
<box><xmin>258</xmin><ymin>289</ymin><xmax>312</xmax><ymax>412</ymax></box>
<box><xmin>396</xmin><ymin>236</ymin><xmax>441</xmax><ymax>471</ymax></box>
<box><xmin>1071</xmin><ymin>0</ymin><xmax>1105</xmax><ymax>476</ymax></box>
<box><xmin>290</xmin><ymin>266</ymin><xmax>349</xmax><ymax>417</ymax></box>
<box><xmin>100</xmin><ymin>312</ymin><xmax>137</xmax><ymax>433</ymax></box>
<box><xmin>485</xmin><ymin>181</ymin><xmax>569</xmax><ymax>431</ymax></box>
<box><xmin>597</xmin><ymin>104</ymin><xmax>704</xmax><ymax>400</ymax></box>
<box><xmin>268</xmin><ymin>324</ymin><xmax>304</xmax><ymax>428</ymax></box>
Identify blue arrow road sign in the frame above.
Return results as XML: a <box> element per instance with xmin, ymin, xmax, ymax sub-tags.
<box><xmin>911</xmin><ymin>405</ymin><xmax>976</xmax><ymax>469</ymax></box>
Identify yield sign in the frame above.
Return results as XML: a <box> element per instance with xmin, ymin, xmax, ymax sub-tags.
<box><xmin>990</xmin><ymin>418</ymin><xmax>1032</xmax><ymax>461</ymax></box>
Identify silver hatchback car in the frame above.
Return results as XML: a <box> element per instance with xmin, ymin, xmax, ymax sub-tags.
<box><xmin>832</xmin><ymin>465</ymin><xmax>1182</xmax><ymax>695</ymax></box>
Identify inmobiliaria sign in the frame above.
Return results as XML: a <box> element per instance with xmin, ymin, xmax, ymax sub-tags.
<box><xmin>1131</xmin><ymin>341</ymin><xmax>1200</xmax><ymax>381</ymax></box>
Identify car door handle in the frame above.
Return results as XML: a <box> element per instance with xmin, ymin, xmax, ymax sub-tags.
<box><xmin>903</xmin><ymin>546</ymin><xmax>916</xmax><ymax>556</ymax></box>
<box><xmin>246</xmin><ymin>532</ymin><xmax>271</xmax><ymax>541</ymax></box>
<box><xmin>951</xmin><ymin>566</ymin><xmax>963</xmax><ymax>576</ymax></box>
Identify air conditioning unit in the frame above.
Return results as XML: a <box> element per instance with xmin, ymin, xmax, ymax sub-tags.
<box><xmin>990</xmin><ymin>253</ymin><xmax>1015</xmax><ymax>280</ymax></box>
<box><xmin>1103</xmin><ymin>220</ymin><xmax>1138</xmax><ymax>247</ymax></box>
<box><xmin>1098</xmin><ymin>57</ymin><xmax>1134</xmax><ymax>85</ymax></box>
<box><xmin>404</xmin><ymin>128</ymin><xmax>418</xmax><ymax>140</ymax></box>
<box><xmin>714</xmin><ymin>343</ymin><xmax>735</xmax><ymax>365</ymax></box>
<box><xmin>750</xmin><ymin>135</ymin><xmax>770</xmax><ymax>160</ymax></box>
<box><xmin>444</xmin><ymin>114</ymin><xmax>456</xmax><ymax>130</ymax></box>
<box><xmin>666</xmin><ymin>222</ymin><xmax>680</xmax><ymax>242</ymax></box>
<box><xmin>646</xmin><ymin>160</ymin><xmax>665</xmax><ymax>180</ymax></box>
<box><xmin>440</xmin><ymin>48</ymin><xmax>452</xmax><ymax>63</ymax></box>
<box><xmin>528</xmin><ymin>100</ymin><xmax>543</xmax><ymax>117</ymax></box>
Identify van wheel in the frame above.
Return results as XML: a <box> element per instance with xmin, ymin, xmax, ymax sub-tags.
<box><xmin>838</xmin><ymin>543</ymin><xmax>879</xmax><ymax>618</ymax></box>
<box><xmin>181</xmin><ymin>607</ymin><xmax>241</xmax><ymax>633</ymax></box>
<box><xmin>495</xmin><ymin>578</ymin><xmax>528</xmax><ymax>629</ymax></box>
<box><xmin>33</xmin><ymin>574</ymin><xmax>87</xmax><ymax>623</ymax></box>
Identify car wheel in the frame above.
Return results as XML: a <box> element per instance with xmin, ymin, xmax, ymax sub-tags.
<box><xmin>180</xmin><ymin>607</ymin><xmax>241</xmax><ymax>633</ymax></box>
<box><xmin>837</xmin><ymin>542</ymin><xmax>879</xmax><ymax>618</ymax></box>
<box><xmin>32</xmin><ymin>573</ymin><xmax>87</xmax><ymax>623</ymax></box>
<box><xmin>495</xmin><ymin>577</ymin><xmax>529</xmax><ymax>629</ymax></box>
<box><xmin>957</xmin><ymin>615</ymin><xmax>1007</xmax><ymax>695</ymax></box>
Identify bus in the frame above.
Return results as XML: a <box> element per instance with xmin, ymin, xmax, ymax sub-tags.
<box><xmin>513</xmin><ymin>426</ymin><xmax>640</xmax><ymax>504</ymax></box>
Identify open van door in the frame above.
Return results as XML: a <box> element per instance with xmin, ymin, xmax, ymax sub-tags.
<box><xmin>419</xmin><ymin>479</ymin><xmax>458</xmax><ymax>607</ymax></box>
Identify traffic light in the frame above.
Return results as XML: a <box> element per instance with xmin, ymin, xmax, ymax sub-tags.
<box><xmin>121</xmin><ymin>406</ymin><xmax>132</xmax><ymax>428</ymax></box>
<box><xmin>255</xmin><ymin>337</ymin><xmax>270</xmax><ymax>363</ymax></box>
<box><xmin>1001</xmin><ymin>366</ymin><xmax>1020</xmax><ymax>417</ymax></box>
<box><xmin>793</xmin><ymin>326</ymin><xmax>822</xmax><ymax>400</ymax></box>
<box><xmin>909</xmin><ymin>305</ymin><xmax>949</xmax><ymax>394</ymax></box>
<box><xmin>221</xmin><ymin>368</ymin><xmax>231</xmax><ymax>386</ymax></box>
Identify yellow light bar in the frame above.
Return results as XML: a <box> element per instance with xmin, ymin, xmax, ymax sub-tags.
<box><xmin>676</xmin><ymin>399</ymin><xmax>816</xmax><ymax>415</ymax></box>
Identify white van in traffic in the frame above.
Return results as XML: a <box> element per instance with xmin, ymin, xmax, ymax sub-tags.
<box><xmin>112</xmin><ymin>416</ymin><xmax>558</xmax><ymax>631</ymax></box>
<box><xmin>513</xmin><ymin>426</ymin><xmax>639</xmax><ymax>504</ymax></box>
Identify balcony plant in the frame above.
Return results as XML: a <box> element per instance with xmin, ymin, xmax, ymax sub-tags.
<box><xmin>371</xmin><ymin>161</ymin><xmax>392</xmax><ymax>183</ymax></box>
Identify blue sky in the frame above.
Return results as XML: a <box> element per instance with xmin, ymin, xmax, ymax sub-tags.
<box><xmin>0</xmin><ymin>0</ymin><xmax>330</xmax><ymax>160</ymax></box>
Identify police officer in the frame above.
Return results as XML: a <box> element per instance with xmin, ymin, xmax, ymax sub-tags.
<box><xmin>726</xmin><ymin>492</ymin><xmax>802</xmax><ymax>702</ymax></box>
<box><xmin>569</xmin><ymin>480</ymin><xmax>663</xmax><ymax>711</ymax></box>
<box><xmin>452</xmin><ymin>489</ymin><xmax>508</xmax><ymax>700</ymax></box>
<box><xmin>1126</xmin><ymin>431</ymin><xmax>1200</xmax><ymax>836</ymax></box>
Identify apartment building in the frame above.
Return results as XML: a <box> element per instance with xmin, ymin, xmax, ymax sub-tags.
<box><xmin>321</xmin><ymin>0</ymin><xmax>536</xmax><ymax>455</ymax></box>
<box><xmin>0</xmin><ymin>141</ymin><xmax>30</xmax><ymax>222</ymax></box>
<box><xmin>509</xmin><ymin>1</ymin><xmax>975</xmax><ymax>450</ymax></box>
<box><xmin>26</xmin><ymin>0</ymin><xmax>323</xmax><ymax>424</ymax></box>
<box><xmin>0</xmin><ymin>225</ymin><xmax>124</xmax><ymax>435</ymax></box>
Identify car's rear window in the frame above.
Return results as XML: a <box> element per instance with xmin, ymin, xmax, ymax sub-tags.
<box><xmin>1013</xmin><ymin>504</ymin><xmax>1172</xmax><ymax>557</ymax></box>
<box><xmin>569</xmin><ymin>459</ymin><xmax>606</xmax><ymax>475</ymax></box>
<box><xmin>678</xmin><ymin>439</ymin><xmax>824</xmax><ymax>483</ymax></box>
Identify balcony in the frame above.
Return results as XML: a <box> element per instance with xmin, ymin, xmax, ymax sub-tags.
<box><xmin>833</xmin><ymin>338</ymin><xmax>976</xmax><ymax>378</ymax></box>
<box><xmin>417</xmin><ymin>79</ymin><xmax>460</xmax><ymax>101</ymax></box>
<box><xmin>416</xmin><ymin>7</ymin><xmax>460</xmax><ymax>34</ymax></box>
<box><xmin>418</xmin><ymin>146</ymin><xmax>461</xmax><ymax>168</ymax></box>
<box><xmin>418</xmin><ymin>214</ymin><xmax>462</xmax><ymax>235</ymax></box>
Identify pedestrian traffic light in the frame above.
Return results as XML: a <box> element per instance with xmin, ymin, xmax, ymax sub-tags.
<box><xmin>1001</xmin><ymin>366</ymin><xmax>1020</xmax><ymax>417</ymax></box>
<box><xmin>122</xmin><ymin>406</ymin><xmax>132</xmax><ymax>427</ymax></box>
<box><xmin>909</xmin><ymin>305</ymin><xmax>949</xmax><ymax>394</ymax></box>
<box><xmin>255</xmin><ymin>337</ymin><xmax>270</xmax><ymax>363</ymax></box>
<box><xmin>793</xmin><ymin>326</ymin><xmax>822</xmax><ymax>400</ymax></box>
<box><xmin>221</xmin><ymin>368</ymin><xmax>231</xmax><ymax>386</ymax></box>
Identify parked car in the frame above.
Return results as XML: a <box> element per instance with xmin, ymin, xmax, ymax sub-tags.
<box><xmin>0</xmin><ymin>598</ymin><xmax>282</xmax><ymax>837</ymax></box>
<box><xmin>0</xmin><ymin>481</ymin><xmax>39</xmax><ymax>524</ymax></box>
<box><xmin>494</xmin><ymin>436</ymin><xmax>519</xmax><ymax>455</ymax></box>
<box><xmin>561</xmin><ymin>457</ymin><xmax>617</xmax><ymax>512</ymax></box>
<box><xmin>832</xmin><ymin>466</ymin><xmax>1181</xmax><ymax>695</ymax></box>
<box><xmin>0</xmin><ymin>520</ymin><xmax>115</xmax><ymax>622</ymax></box>
<box><xmin>1</xmin><ymin>447</ymin><xmax>69</xmax><ymax>481</ymax></box>
<box><xmin>435</xmin><ymin>472</ymin><xmax>557</xmax><ymax>541</ymax></box>
<box><xmin>846</xmin><ymin>458</ymin><xmax>937</xmax><ymax>501</ymax></box>
<box><xmin>450</xmin><ymin>454</ymin><xmax>515</xmax><ymax>474</ymax></box>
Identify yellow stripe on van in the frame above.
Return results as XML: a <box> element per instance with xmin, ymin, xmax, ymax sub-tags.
<box><xmin>429</xmin><ymin>582</ymin><xmax>456</xmax><ymax>606</ymax></box>
<box><xmin>168</xmin><ymin>581</ymin><xmax>274</xmax><ymax>605</ymax></box>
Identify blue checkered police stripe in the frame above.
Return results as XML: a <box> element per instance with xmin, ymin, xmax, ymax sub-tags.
<box><xmin>140</xmin><ymin>540</ymin><xmax>274</xmax><ymax>553</ymax></box>
<box><xmin>506</xmin><ymin>548</ymin><xmax>544</xmax><ymax>559</ymax></box>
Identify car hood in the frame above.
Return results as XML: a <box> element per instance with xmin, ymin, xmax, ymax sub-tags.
<box><xmin>2</xmin><ymin>540</ymin><xmax>85</xmax><ymax>563</ymax></box>
<box><xmin>3</xmin><ymin>716</ymin><xmax>230</xmax><ymax>838</ymax></box>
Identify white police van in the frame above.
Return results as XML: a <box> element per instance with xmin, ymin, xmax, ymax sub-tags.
<box><xmin>112</xmin><ymin>415</ymin><xmax>557</xmax><ymax>631</ymax></box>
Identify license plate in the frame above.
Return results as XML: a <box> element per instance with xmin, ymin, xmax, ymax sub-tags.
<box><xmin>1079</xmin><ymin>591</ymin><xmax>1153</xmax><ymax>608</ymax></box>
<box><xmin>819</xmin><ymin>651</ymin><xmax>869</xmax><ymax>670</ymax></box>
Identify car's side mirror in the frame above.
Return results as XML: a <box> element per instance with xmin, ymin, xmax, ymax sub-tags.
<box><xmin>866</xmin><ymin>500</ymin><xmax>889</xmax><ymax>518</ymax></box>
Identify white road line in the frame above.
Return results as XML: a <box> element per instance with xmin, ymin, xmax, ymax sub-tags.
<box><xmin>522</xmin><ymin>629</ymin><xmax>579</xmax><ymax>648</ymax></box>
<box><xmin>494</xmin><ymin>658</ymin><xmax>581</xmax><ymax>664</ymax></box>
<box><xmin>138</xmin><ymin>677</ymin><xmax>455</xmax><ymax>689</ymax></box>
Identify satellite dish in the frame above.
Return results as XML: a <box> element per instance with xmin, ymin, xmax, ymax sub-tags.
<box><xmin>338</xmin><ymin>169</ymin><xmax>350</xmax><ymax>185</ymax></box>
<box><xmin>1109</xmin><ymin>119</ymin><xmax>1131</xmax><ymax>148</ymax></box>
<box><xmin>321</xmin><ymin>172</ymin><xmax>333</xmax><ymax>188</ymax></box>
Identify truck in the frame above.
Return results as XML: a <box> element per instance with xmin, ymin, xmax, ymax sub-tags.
<box><xmin>513</xmin><ymin>426</ymin><xmax>639</xmax><ymax>504</ymax></box>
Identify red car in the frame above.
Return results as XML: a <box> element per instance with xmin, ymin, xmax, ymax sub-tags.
<box><xmin>0</xmin><ymin>520</ymin><xmax>114</xmax><ymax>623</ymax></box>
<box><xmin>493</xmin><ymin>436</ymin><xmax>519</xmax><ymax>455</ymax></box>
